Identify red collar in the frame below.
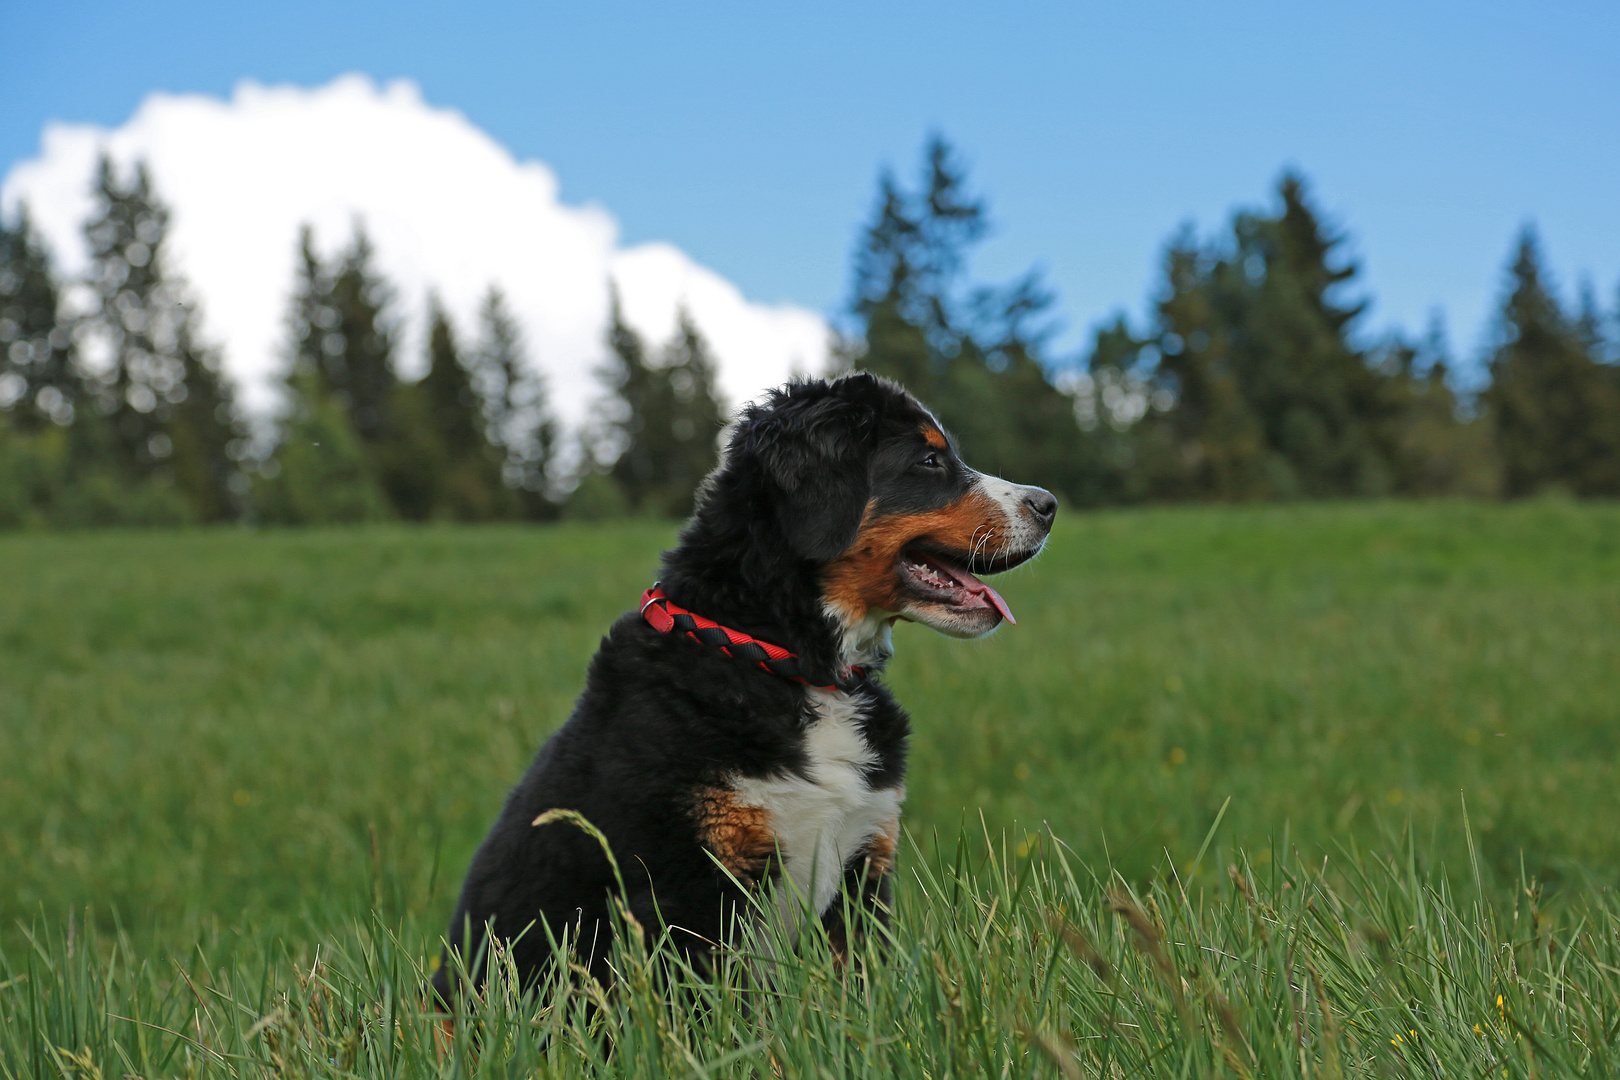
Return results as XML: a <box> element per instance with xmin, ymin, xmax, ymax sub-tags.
<box><xmin>640</xmin><ymin>586</ymin><xmax>865</xmax><ymax>692</ymax></box>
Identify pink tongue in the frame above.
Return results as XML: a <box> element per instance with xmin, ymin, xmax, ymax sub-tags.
<box><xmin>977</xmin><ymin>583</ymin><xmax>1016</xmax><ymax>625</ymax></box>
<box><xmin>932</xmin><ymin>558</ymin><xmax>1017</xmax><ymax>625</ymax></box>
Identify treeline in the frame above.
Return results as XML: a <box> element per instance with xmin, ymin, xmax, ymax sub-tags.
<box><xmin>3</xmin><ymin>142</ymin><xmax>1618</xmax><ymax>528</ymax></box>
<box><xmin>849</xmin><ymin>138</ymin><xmax>1620</xmax><ymax>506</ymax></box>
<box><xmin>0</xmin><ymin>156</ymin><xmax>727</xmax><ymax>526</ymax></box>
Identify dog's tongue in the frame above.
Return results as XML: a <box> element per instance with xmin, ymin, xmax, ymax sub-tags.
<box><xmin>931</xmin><ymin>556</ymin><xmax>1016</xmax><ymax>625</ymax></box>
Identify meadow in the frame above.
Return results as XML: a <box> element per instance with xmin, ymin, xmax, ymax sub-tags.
<box><xmin>2</xmin><ymin>500</ymin><xmax>1619</xmax><ymax>1077</ymax></box>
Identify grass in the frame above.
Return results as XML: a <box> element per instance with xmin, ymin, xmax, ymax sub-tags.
<box><xmin>2</xmin><ymin>500</ymin><xmax>1618</xmax><ymax>1076</ymax></box>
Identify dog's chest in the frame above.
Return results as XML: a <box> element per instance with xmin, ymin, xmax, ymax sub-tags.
<box><xmin>729</xmin><ymin>687</ymin><xmax>903</xmax><ymax>918</ymax></box>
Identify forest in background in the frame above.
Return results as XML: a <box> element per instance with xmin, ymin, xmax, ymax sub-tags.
<box><xmin>1</xmin><ymin>138</ymin><xmax>1617</xmax><ymax>527</ymax></box>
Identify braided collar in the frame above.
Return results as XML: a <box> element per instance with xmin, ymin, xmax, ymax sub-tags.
<box><xmin>640</xmin><ymin>586</ymin><xmax>865</xmax><ymax>692</ymax></box>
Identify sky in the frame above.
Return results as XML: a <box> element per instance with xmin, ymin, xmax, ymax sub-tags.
<box><xmin>3</xmin><ymin>0</ymin><xmax>1617</xmax><ymax>416</ymax></box>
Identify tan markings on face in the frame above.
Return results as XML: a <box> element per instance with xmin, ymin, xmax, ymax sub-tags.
<box><xmin>821</xmin><ymin>489</ymin><xmax>1006</xmax><ymax>623</ymax></box>
<box><xmin>691</xmin><ymin>787</ymin><xmax>776</xmax><ymax>886</ymax></box>
<box><xmin>921</xmin><ymin>426</ymin><xmax>948</xmax><ymax>449</ymax></box>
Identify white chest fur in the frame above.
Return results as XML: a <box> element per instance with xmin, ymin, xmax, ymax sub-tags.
<box><xmin>729</xmin><ymin>687</ymin><xmax>903</xmax><ymax>924</ymax></box>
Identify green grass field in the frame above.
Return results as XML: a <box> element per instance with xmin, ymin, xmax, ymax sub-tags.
<box><xmin>3</xmin><ymin>501</ymin><xmax>1619</xmax><ymax>1077</ymax></box>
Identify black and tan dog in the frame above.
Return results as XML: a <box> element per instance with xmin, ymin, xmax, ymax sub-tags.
<box><xmin>432</xmin><ymin>372</ymin><xmax>1055</xmax><ymax>999</ymax></box>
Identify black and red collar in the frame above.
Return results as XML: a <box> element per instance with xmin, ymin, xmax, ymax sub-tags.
<box><xmin>640</xmin><ymin>586</ymin><xmax>865</xmax><ymax>692</ymax></box>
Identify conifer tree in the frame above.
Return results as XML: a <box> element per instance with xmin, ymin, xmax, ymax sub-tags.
<box><xmin>79</xmin><ymin>154</ymin><xmax>242</xmax><ymax>520</ymax></box>
<box><xmin>1368</xmin><ymin>317</ymin><xmax>1499</xmax><ymax>496</ymax></box>
<box><xmin>474</xmin><ymin>285</ymin><xmax>558</xmax><ymax>516</ymax></box>
<box><xmin>0</xmin><ymin>205</ymin><xmax>82</xmax><ymax>430</ymax></box>
<box><xmin>601</xmin><ymin>289</ymin><xmax>658</xmax><ymax>513</ymax></box>
<box><xmin>601</xmin><ymin>294</ymin><xmax>725</xmax><ymax>517</ymax></box>
<box><xmin>257</xmin><ymin>369</ymin><xmax>390</xmax><ymax>524</ymax></box>
<box><xmin>847</xmin><ymin>136</ymin><xmax>1094</xmax><ymax>504</ymax></box>
<box><xmin>418</xmin><ymin>298</ymin><xmax>506</xmax><ymax>519</ymax></box>
<box><xmin>1232</xmin><ymin>174</ymin><xmax>1398</xmax><ymax>497</ymax></box>
<box><xmin>1485</xmin><ymin>230</ymin><xmax>1620</xmax><ymax>497</ymax></box>
<box><xmin>321</xmin><ymin>224</ymin><xmax>398</xmax><ymax>445</ymax></box>
<box><xmin>651</xmin><ymin>308</ymin><xmax>724</xmax><ymax>517</ymax></box>
<box><xmin>1147</xmin><ymin>234</ymin><xmax>1271</xmax><ymax>499</ymax></box>
<box><xmin>258</xmin><ymin>225</ymin><xmax>389</xmax><ymax>524</ymax></box>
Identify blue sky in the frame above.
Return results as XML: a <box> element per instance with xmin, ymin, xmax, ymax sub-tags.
<box><xmin>4</xmin><ymin>0</ymin><xmax>1617</xmax><ymax>372</ymax></box>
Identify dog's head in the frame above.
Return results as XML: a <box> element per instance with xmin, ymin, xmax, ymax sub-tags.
<box><xmin>719</xmin><ymin>373</ymin><xmax>1055</xmax><ymax>656</ymax></box>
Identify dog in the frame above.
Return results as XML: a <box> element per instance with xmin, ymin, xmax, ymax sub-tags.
<box><xmin>431</xmin><ymin>372</ymin><xmax>1055</xmax><ymax>1000</ymax></box>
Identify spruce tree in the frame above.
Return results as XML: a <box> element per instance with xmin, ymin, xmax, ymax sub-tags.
<box><xmin>82</xmin><ymin>155</ymin><xmax>179</xmax><ymax>478</ymax></box>
<box><xmin>651</xmin><ymin>309</ymin><xmax>724</xmax><ymax>517</ymax></box>
<box><xmin>1485</xmin><ymin>229</ymin><xmax>1620</xmax><ymax>497</ymax></box>
<box><xmin>321</xmin><ymin>224</ymin><xmax>398</xmax><ymax>445</ymax></box>
<box><xmin>418</xmin><ymin>298</ymin><xmax>506</xmax><ymax>520</ymax></box>
<box><xmin>601</xmin><ymin>294</ymin><xmax>726</xmax><ymax>518</ymax></box>
<box><xmin>474</xmin><ymin>285</ymin><xmax>558</xmax><ymax>516</ymax></box>
<box><xmin>1142</xmin><ymin>174</ymin><xmax>1410</xmax><ymax>501</ymax></box>
<box><xmin>164</xmin><ymin>322</ymin><xmax>243</xmax><ymax>522</ymax></box>
<box><xmin>79</xmin><ymin>154</ymin><xmax>242</xmax><ymax>520</ymax></box>
<box><xmin>602</xmin><ymin>289</ymin><xmax>658</xmax><ymax>513</ymax></box>
<box><xmin>1369</xmin><ymin>318</ymin><xmax>1499</xmax><ymax>496</ymax></box>
<box><xmin>258</xmin><ymin>225</ymin><xmax>389</xmax><ymax>524</ymax></box>
<box><xmin>0</xmin><ymin>205</ymin><xmax>83</xmax><ymax>430</ymax></box>
<box><xmin>1231</xmin><ymin>174</ymin><xmax>1398</xmax><ymax>497</ymax></box>
<box><xmin>1147</xmin><ymin>234</ymin><xmax>1270</xmax><ymax>499</ymax></box>
<box><xmin>257</xmin><ymin>368</ymin><xmax>390</xmax><ymax>524</ymax></box>
<box><xmin>847</xmin><ymin>136</ymin><xmax>1096</xmax><ymax>505</ymax></box>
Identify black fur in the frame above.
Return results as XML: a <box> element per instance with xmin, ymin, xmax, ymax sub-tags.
<box><xmin>431</xmin><ymin>373</ymin><xmax>1037</xmax><ymax>1002</ymax></box>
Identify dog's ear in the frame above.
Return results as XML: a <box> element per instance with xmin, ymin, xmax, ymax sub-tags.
<box><xmin>749</xmin><ymin>394</ymin><xmax>876</xmax><ymax>562</ymax></box>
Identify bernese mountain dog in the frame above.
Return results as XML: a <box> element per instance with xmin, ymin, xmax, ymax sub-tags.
<box><xmin>432</xmin><ymin>372</ymin><xmax>1055</xmax><ymax>1000</ymax></box>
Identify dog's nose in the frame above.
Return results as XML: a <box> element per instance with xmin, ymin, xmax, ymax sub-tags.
<box><xmin>1022</xmin><ymin>488</ymin><xmax>1057</xmax><ymax>529</ymax></box>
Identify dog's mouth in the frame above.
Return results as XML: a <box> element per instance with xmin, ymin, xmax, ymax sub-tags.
<box><xmin>897</xmin><ymin>544</ymin><xmax>1018</xmax><ymax>626</ymax></box>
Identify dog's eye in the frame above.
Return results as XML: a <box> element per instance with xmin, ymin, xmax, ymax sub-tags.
<box><xmin>919</xmin><ymin>452</ymin><xmax>943</xmax><ymax>470</ymax></box>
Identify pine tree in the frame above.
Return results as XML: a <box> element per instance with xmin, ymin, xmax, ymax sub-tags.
<box><xmin>850</xmin><ymin>138</ymin><xmax>985</xmax><ymax>402</ymax></box>
<box><xmin>79</xmin><ymin>154</ymin><xmax>243</xmax><ymax>520</ymax></box>
<box><xmin>1368</xmin><ymin>317</ymin><xmax>1499</xmax><ymax>496</ymax></box>
<box><xmin>418</xmin><ymin>298</ymin><xmax>506</xmax><ymax>520</ymax></box>
<box><xmin>1231</xmin><ymin>174</ymin><xmax>1398</xmax><ymax>496</ymax></box>
<box><xmin>1147</xmin><ymin>233</ymin><xmax>1271</xmax><ymax>499</ymax></box>
<box><xmin>1140</xmin><ymin>175</ymin><xmax>1412</xmax><ymax>501</ymax></box>
<box><xmin>321</xmin><ymin>224</ymin><xmax>398</xmax><ymax>445</ymax></box>
<box><xmin>847</xmin><ymin>136</ymin><xmax>1098</xmax><ymax>504</ymax></box>
<box><xmin>474</xmin><ymin>285</ymin><xmax>559</xmax><ymax>517</ymax></box>
<box><xmin>601</xmin><ymin>295</ymin><xmax>725</xmax><ymax>517</ymax></box>
<box><xmin>82</xmin><ymin>155</ymin><xmax>180</xmax><ymax>477</ymax></box>
<box><xmin>164</xmin><ymin>322</ymin><xmax>243</xmax><ymax>522</ymax></box>
<box><xmin>1485</xmin><ymin>229</ymin><xmax>1620</xmax><ymax>497</ymax></box>
<box><xmin>0</xmin><ymin>205</ymin><xmax>83</xmax><ymax>430</ymax></box>
<box><xmin>258</xmin><ymin>225</ymin><xmax>389</xmax><ymax>524</ymax></box>
<box><xmin>601</xmin><ymin>289</ymin><xmax>658</xmax><ymax>513</ymax></box>
<box><xmin>651</xmin><ymin>308</ymin><xmax>724</xmax><ymax>517</ymax></box>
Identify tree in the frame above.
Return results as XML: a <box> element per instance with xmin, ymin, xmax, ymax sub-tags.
<box><xmin>258</xmin><ymin>225</ymin><xmax>390</xmax><ymax>524</ymax></box>
<box><xmin>79</xmin><ymin>154</ymin><xmax>243</xmax><ymax>520</ymax></box>
<box><xmin>320</xmin><ymin>224</ymin><xmax>398</xmax><ymax>446</ymax></box>
<box><xmin>1484</xmin><ymin>229</ymin><xmax>1620</xmax><ymax>497</ymax></box>
<box><xmin>417</xmin><ymin>297</ymin><xmax>507</xmax><ymax>520</ymax></box>
<box><xmin>475</xmin><ymin>285</ymin><xmax>559</xmax><ymax>516</ymax></box>
<box><xmin>601</xmin><ymin>293</ymin><xmax>725</xmax><ymax>517</ymax></box>
<box><xmin>1135</xmin><ymin>174</ymin><xmax>1422</xmax><ymax>501</ymax></box>
<box><xmin>847</xmin><ymin>136</ymin><xmax>1095</xmax><ymax>504</ymax></box>
<box><xmin>1232</xmin><ymin>174</ymin><xmax>1400</xmax><ymax>497</ymax></box>
<box><xmin>650</xmin><ymin>309</ymin><xmax>725</xmax><ymax>517</ymax></box>
<box><xmin>1367</xmin><ymin>317</ymin><xmax>1499</xmax><ymax>497</ymax></box>
<box><xmin>1144</xmin><ymin>233</ymin><xmax>1270</xmax><ymax>500</ymax></box>
<box><xmin>0</xmin><ymin>205</ymin><xmax>83</xmax><ymax>430</ymax></box>
<box><xmin>256</xmin><ymin>368</ymin><xmax>390</xmax><ymax>524</ymax></box>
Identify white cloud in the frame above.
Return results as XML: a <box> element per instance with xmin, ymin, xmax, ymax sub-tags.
<box><xmin>0</xmin><ymin>74</ymin><xmax>831</xmax><ymax>426</ymax></box>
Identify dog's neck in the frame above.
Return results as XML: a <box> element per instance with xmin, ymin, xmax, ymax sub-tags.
<box><xmin>660</xmin><ymin>503</ymin><xmax>887</xmax><ymax>690</ymax></box>
<box><xmin>827</xmin><ymin>604</ymin><xmax>896</xmax><ymax>674</ymax></box>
